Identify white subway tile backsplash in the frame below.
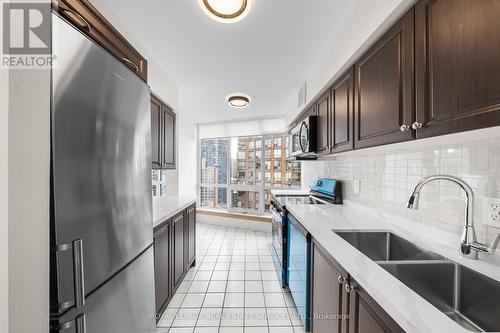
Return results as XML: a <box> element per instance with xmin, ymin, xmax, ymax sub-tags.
<box><xmin>301</xmin><ymin>126</ymin><xmax>500</xmax><ymax>246</ymax></box>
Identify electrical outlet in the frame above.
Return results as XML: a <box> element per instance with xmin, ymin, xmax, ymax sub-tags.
<box><xmin>482</xmin><ymin>197</ymin><xmax>500</xmax><ymax>228</ymax></box>
<box><xmin>353</xmin><ymin>180</ymin><xmax>361</xmax><ymax>195</ymax></box>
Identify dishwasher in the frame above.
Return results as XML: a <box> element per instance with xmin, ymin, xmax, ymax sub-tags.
<box><xmin>287</xmin><ymin>214</ymin><xmax>311</xmax><ymax>332</ymax></box>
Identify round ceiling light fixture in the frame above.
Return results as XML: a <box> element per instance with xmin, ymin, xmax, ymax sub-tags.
<box><xmin>227</xmin><ymin>93</ymin><xmax>251</xmax><ymax>108</ymax></box>
<box><xmin>198</xmin><ymin>0</ymin><xmax>252</xmax><ymax>23</ymax></box>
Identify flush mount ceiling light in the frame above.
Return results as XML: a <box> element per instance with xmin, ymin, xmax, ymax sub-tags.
<box><xmin>227</xmin><ymin>93</ymin><xmax>251</xmax><ymax>108</ymax></box>
<box><xmin>198</xmin><ymin>0</ymin><xmax>252</xmax><ymax>23</ymax></box>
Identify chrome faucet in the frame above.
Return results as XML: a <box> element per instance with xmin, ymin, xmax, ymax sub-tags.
<box><xmin>407</xmin><ymin>175</ymin><xmax>500</xmax><ymax>260</ymax></box>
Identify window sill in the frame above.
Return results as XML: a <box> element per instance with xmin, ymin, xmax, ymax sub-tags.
<box><xmin>197</xmin><ymin>209</ymin><xmax>271</xmax><ymax>223</ymax></box>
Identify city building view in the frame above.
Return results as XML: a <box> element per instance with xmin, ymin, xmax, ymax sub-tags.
<box><xmin>200</xmin><ymin>134</ymin><xmax>301</xmax><ymax>214</ymax></box>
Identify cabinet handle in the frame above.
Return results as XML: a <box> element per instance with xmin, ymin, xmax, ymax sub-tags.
<box><xmin>400</xmin><ymin>124</ymin><xmax>410</xmax><ymax>132</ymax></box>
<box><xmin>412</xmin><ymin>122</ymin><xmax>423</xmax><ymax>130</ymax></box>
<box><xmin>122</xmin><ymin>58</ymin><xmax>139</xmax><ymax>72</ymax></box>
<box><xmin>59</xmin><ymin>2</ymin><xmax>91</xmax><ymax>32</ymax></box>
<box><xmin>345</xmin><ymin>283</ymin><xmax>355</xmax><ymax>293</ymax></box>
<box><xmin>337</xmin><ymin>275</ymin><xmax>345</xmax><ymax>284</ymax></box>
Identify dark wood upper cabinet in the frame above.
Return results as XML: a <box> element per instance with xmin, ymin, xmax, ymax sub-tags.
<box><xmin>331</xmin><ymin>69</ymin><xmax>354</xmax><ymax>154</ymax></box>
<box><xmin>151</xmin><ymin>95</ymin><xmax>176</xmax><ymax>170</ymax></box>
<box><xmin>415</xmin><ymin>0</ymin><xmax>500</xmax><ymax>138</ymax></box>
<box><xmin>348</xmin><ymin>278</ymin><xmax>404</xmax><ymax>333</ymax></box>
<box><xmin>354</xmin><ymin>9</ymin><xmax>414</xmax><ymax>149</ymax></box>
<box><xmin>52</xmin><ymin>0</ymin><xmax>147</xmax><ymax>82</ymax></box>
<box><xmin>311</xmin><ymin>241</ymin><xmax>347</xmax><ymax>333</ymax></box>
<box><xmin>163</xmin><ymin>106</ymin><xmax>176</xmax><ymax>169</ymax></box>
<box><xmin>316</xmin><ymin>90</ymin><xmax>332</xmax><ymax>155</ymax></box>
<box><xmin>151</xmin><ymin>97</ymin><xmax>162</xmax><ymax>168</ymax></box>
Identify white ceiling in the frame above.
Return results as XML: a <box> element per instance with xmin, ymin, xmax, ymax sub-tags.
<box><xmin>101</xmin><ymin>0</ymin><xmax>358</xmax><ymax>123</ymax></box>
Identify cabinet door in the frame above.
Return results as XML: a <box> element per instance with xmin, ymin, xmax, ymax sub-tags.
<box><xmin>331</xmin><ymin>69</ymin><xmax>354</xmax><ymax>154</ymax></box>
<box><xmin>154</xmin><ymin>223</ymin><xmax>170</xmax><ymax>315</ymax></box>
<box><xmin>52</xmin><ymin>0</ymin><xmax>148</xmax><ymax>82</ymax></box>
<box><xmin>172</xmin><ymin>213</ymin><xmax>184</xmax><ymax>290</ymax></box>
<box><xmin>316</xmin><ymin>90</ymin><xmax>332</xmax><ymax>155</ymax></box>
<box><xmin>348</xmin><ymin>279</ymin><xmax>404</xmax><ymax>333</ymax></box>
<box><xmin>354</xmin><ymin>9</ymin><xmax>414</xmax><ymax>149</ymax></box>
<box><xmin>163</xmin><ymin>106</ymin><xmax>176</xmax><ymax>169</ymax></box>
<box><xmin>151</xmin><ymin>97</ymin><xmax>162</xmax><ymax>168</ymax></box>
<box><xmin>312</xmin><ymin>242</ymin><xmax>347</xmax><ymax>333</ymax></box>
<box><xmin>415</xmin><ymin>0</ymin><xmax>500</xmax><ymax>138</ymax></box>
<box><xmin>187</xmin><ymin>206</ymin><xmax>196</xmax><ymax>265</ymax></box>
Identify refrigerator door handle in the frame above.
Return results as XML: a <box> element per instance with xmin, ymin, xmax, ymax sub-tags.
<box><xmin>54</xmin><ymin>239</ymin><xmax>85</xmax><ymax>311</ymax></box>
<box><xmin>75</xmin><ymin>313</ymin><xmax>86</xmax><ymax>333</ymax></box>
<box><xmin>72</xmin><ymin>239</ymin><xmax>85</xmax><ymax>309</ymax></box>
<box><xmin>54</xmin><ymin>313</ymin><xmax>86</xmax><ymax>333</ymax></box>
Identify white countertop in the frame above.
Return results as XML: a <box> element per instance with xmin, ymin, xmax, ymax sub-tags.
<box><xmin>286</xmin><ymin>200</ymin><xmax>500</xmax><ymax>333</ymax></box>
<box><xmin>153</xmin><ymin>196</ymin><xmax>196</xmax><ymax>228</ymax></box>
<box><xmin>271</xmin><ymin>189</ymin><xmax>310</xmax><ymax>196</ymax></box>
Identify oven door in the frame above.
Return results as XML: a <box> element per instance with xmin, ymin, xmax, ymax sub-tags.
<box><xmin>270</xmin><ymin>203</ymin><xmax>284</xmax><ymax>262</ymax></box>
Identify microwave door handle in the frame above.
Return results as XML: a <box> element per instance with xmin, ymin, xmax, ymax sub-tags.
<box><xmin>298</xmin><ymin>122</ymin><xmax>305</xmax><ymax>152</ymax></box>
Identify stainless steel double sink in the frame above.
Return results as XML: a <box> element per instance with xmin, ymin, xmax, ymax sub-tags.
<box><xmin>334</xmin><ymin>230</ymin><xmax>500</xmax><ymax>332</ymax></box>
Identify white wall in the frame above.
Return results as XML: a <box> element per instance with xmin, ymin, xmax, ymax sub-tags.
<box><xmin>0</xmin><ymin>49</ymin><xmax>9</xmax><ymax>333</ymax></box>
<box><xmin>287</xmin><ymin>0</ymin><xmax>415</xmax><ymax>123</ymax></box>
<box><xmin>178</xmin><ymin>108</ymin><xmax>198</xmax><ymax>198</ymax></box>
<box><xmin>8</xmin><ymin>68</ymin><xmax>51</xmax><ymax>332</ymax></box>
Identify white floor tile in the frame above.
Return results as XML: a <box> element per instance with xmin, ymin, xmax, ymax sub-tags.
<box><xmin>181</xmin><ymin>293</ymin><xmax>205</xmax><ymax>308</ymax></box>
<box><xmin>228</xmin><ymin>270</ymin><xmax>245</xmax><ymax>281</ymax></box>
<box><xmin>197</xmin><ymin>308</ymin><xmax>222</xmax><ymax>326</ymax></box>
<box><xmin>199</xmin><ymin>263</ymin><xmax>216</xmax><ymax>271</ymax></box>
<box><xmin>261</xmin><ymin>271</ymin><xmax>279</xmax><ymax>281</ymax></box>
<box><xmin>269</xmin><ymin>327</ymin><xmax>294</xmax><ymax>333</ymax></box>
<box><xmin>245</xmin><ymin>327</ymin><xmax>269</xmax><ymax>333</ymax></box>
<box><xmin>245</xmin><ymin>271</ymin><xmax>262</xmax><ymax>281</ymax></box>
<box><xmin>221</xmin><ymin>308</ymin><xmax>245</xmax><ymax>326</ymax></box>
<box><xmin>203</xmin><ymin>293</ymin><xmax>225</xmax><ymax>308</ymax></box>
<box><xmin>245</xmin><ymin>281</ymin><xmax>263</xmax><ymax>292</ymax></box>
<box><xmin>194</xmin><ymin>270</ymin><xmax>213</xmax><ymax>280</ymax></box>
<box><xmin>260</xmin><ymin>263</ymin><xmax>276</xmax><ymax>271</ymax></box>
<box><xmin>202</xmin><ymin>256</ymin><xmax>218</xmax><ymax>263</ymax></box>
<box><xmin>211</xmin><ymin>270</ymin><xmax>229</xmax><ymax>280</ymax></box>
<box><xmin>224</xmin><ymin>293</ymin><xmax>245</xmax><ymax>307</ymax></box>
<box><xmin>226</xmin><ymin>280</ymin><xmax>245</xmax><ymax>293</ymax></box>
<box><xmin>218</xmin><ymin>256</ymin><xmax>232</xmax><ymax>263</ymax></box>
<box><xmin>169</xmin><ymin>293</ymin><xmax>187</xmax><ymax>307</ymax></box>
<box><xmin>245</xmin><ymin>293</ymin><xmax>265</xmax><ymax>307</ymax></box>
<box><xmin>172</xmin><ymin>308</ymin><xmax>201</xmax><ymax>327</ymax></box>
<box><xmin>245</xmin><ymin>262</ymin><xmax>260</xmax><ymax>271</ymax></box>
<box><xmin>207</xmin><ymin>280</ymin><xmax>227</xmax><ymax>293</ymax></box>
<box><xmin>188</xmin><ymin>281</ymin><xmax>210</xmax><ymax>293</ymax></box>
<box><xmin>244</xmin><ymin>308</ymin><xmax>267</xmax><ymax>327</ymax></box>
<box><xmin>215</xmin><ymin>262</ymin><xmax>231</xmax><ymax>271</ymax></box>
<box><xmin>157</xmin><ymin>307</ymin><xmax>179</xmax><ymax>327</ymax></box>
<box><xmin>262</xmin><ymin>281</ymin><xmax>282</xmax><ymax>293</ymax></box>
<box><xmin>264</xmin><ymin>293</ymin><xmax>286</xmax><ymax>307</ymax></box>
<box><xmin>230</xmin><ymin>262</ymin><xmax>245</xmax><ymax>270</ymax></box>
<box><xmin>169</xmin><ymin>327</ymin><xmax>195</xmax><ymax>333</ymax></box>
<box><xmin>266</xmin><ymin>308</ymin><xmax>291</xmax><ymax>326</ymax></box>
<box><xmin>177</xmin><ymin>280</ymin><xmax>192</xmax><ymax>293</ymax></box>
<box><xmin>245</xmin><ymin>255</ymin><xmax>260</xmax><ymax>263</ymax></box>
<box><xmin>194</xmin><ymin>327</ymin><xmax>219</xmax><ymax>333</ymax></box>
<box><xmin>220</xmin><ymin>327</ymin><xmax>244</xmax><ymax>333</ymax></box>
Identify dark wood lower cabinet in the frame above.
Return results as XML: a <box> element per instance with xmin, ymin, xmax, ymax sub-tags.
<box><xmin>172</xmin><ymin>212</ymin><xmax>185</xmax><ymax>290</ymax></box>
<box><xmin>311</xmin><ymin>242</ymin><xmax>348</xmax><ymax>333</ymax></box>
<box><xmin>153</xmin><ymin>223</ymin><xmax>171</xmax><ymax>316</ymax></box>
<box><xmin>154</xmin><ymin>205</ymin><xmax>196</xmax><ymax>317</ymax></box>
<box><xmin>347</xmin><ymin>279</ymin><xmax>404</xmax><ymax>333</ymax></box>
<box><xmin>311</xmin><ymin>238</ymin><xmax>404</xmax><ymax>333</ymax></box>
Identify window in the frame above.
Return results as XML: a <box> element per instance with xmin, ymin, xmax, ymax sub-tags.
<box><xmin>200</xmin><ymin>134</ymin><xmax>301</xmax><ymax>214</ymax></box>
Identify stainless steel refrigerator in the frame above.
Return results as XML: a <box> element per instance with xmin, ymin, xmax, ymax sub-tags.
<box><xmin>50</xmin><ymin>13</ymin><xmax>156</xmax><ymax>332</ymax></box>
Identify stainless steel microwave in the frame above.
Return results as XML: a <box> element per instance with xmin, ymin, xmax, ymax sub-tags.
<box><xmin>289</xmin><ymin>115</ymin><xmax>317</xmax><ymax>160</ymax></box>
